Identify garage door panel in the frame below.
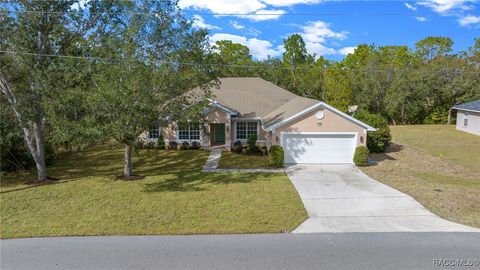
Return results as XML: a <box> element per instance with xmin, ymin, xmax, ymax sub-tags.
<box><xmin>282</xmin><ymin>133</ymin><xmax>356</xmax><ymax>164</ymax></box>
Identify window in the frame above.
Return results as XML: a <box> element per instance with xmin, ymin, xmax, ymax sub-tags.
<box><xmin>235</xmin><ymin>121</ymin><xmax>258</xmax><ymax>140</ymax></box>
<box><xmin>177</xmin><ymin>122</ymin><xmax>201</xmax><ymax>140</ymax></box>
<box><xmin>148</xmin><ymin>125</ymin><xmax>160</xmax><ymax>139</ymax></box>
<box><xmin>464</xmin><ymin>115</ymin><xmax>469</xmax><ymax>127</ymax></box>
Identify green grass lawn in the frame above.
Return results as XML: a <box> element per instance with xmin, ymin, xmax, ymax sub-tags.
<box><xmin>218</xmin><ymin>152</ymin><xmax>272</xmax><ymax>169</ymax></box>
<box><xmin>390</xmin><ymin>125</ymin><xmax>480</xmax><ymax>172</ymax></box>
<box><xmin>0</xmin><ymin>143</ymin><xmax>307</xmax><ymax>238</ymax></box>
<box><xmin>361</xmin><ymin>124</ymin><xmax>480</xmax><ymax>228</ymax></box>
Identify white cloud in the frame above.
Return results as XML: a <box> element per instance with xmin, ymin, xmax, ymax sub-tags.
<box><xmin>179</xmin><ymin>0</ymin><xmax>265</xmax><ymax>14</ymax></box>
<box><xmin>338</xmin><ymin>46</ymin><xmax>356</xmax><ymax>55</ymax></box>
<box><xmin>237</xmin><ymin>9</ymin><xmax>286</xmax><ymax>21</ymax></box>
<box><xmin>230</xmin><ymin>21</ymin><xmax>245</xmax><ymax>29</ymax></box>
<box><xmin>192</xmin><ymin>15</ymin><xmax>220</xmax><ymax>30</ymax></box>
<box><xmin>179</xmin><ymin>0</ymin><xmax>323</xmax><ymax>21</ymax></box>
<box><xmin>417</xmin><ymin>0</ymin><xmax>474</xmax><ymax>14</ymax></box>
<box><xmin>458</xmin><ymin>15</ymin><xmax>480</xmax><ymax>25</ymax></box>
<box><xmin>262</xmin><ymin>0</ymin><xmax>323</xmax><ymax>6</ymax></box>
<box><xmin>416</xmin><ymin>16</ymin><xmax>428</xmax><ymax>21</ymax></box>
<box><xmin>209</xmin><ymin>33</ymin><xmax>282</xmax><ymax>59</ymax></box>
<box><xmin>404</xmin><ymin>3</ymin><xmax>417</xmax><ymax>11</ymax></box>
<box><xmin>294</xmin><ymin>21</ymin><xmax>347</xmax><ymax>56</ymax></box>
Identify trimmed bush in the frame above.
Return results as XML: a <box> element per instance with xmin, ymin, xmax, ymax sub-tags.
<box><xmin>180</xmin><ymin>141</ymin><xmax>190</xmax><ymax>150</ymax></box>
<box><xmin>156</xmin><ymin>134</ymin><xmax>166</xmax><ymax>150</ymax></box>
<box><xmin>134</xmin><ymin>140</ymin><xmax>144</xmax><ymax>149</ymax></box>
<box><xmin>144</xmin><ymin>141</ymin><xmax>156</xmax><ymax>149</ymax></box>
<box><xmin>232</xmin><ymin>140</ymin><xmax>243</xmax><ymax>153</ymax></box>
<box><xmin>247</xmin><ymin>134</ymin><xmax>257</xmax><ymax>148</ymax></box>
<box><xmin>354</xmin><ymin>110</ymin><xmax>391</xmax><ymax>152</ymax></box>
<box><xmin>241</xmin><ymin>148</ymin><xmax>248</xmax><ymax>154</ymax></box>
<box><xmin>191</xmin><ymin>141</ymin><xmax>202</xmax><ymax>150</ymax></box>
<box><xmin>268</xmin><ymin>145</ymin><xmax>284</xmax><ymax>168</ymax></box>
<box><xmin>168</xmin><ymin>141</ymin><xmax>178</xmax><ymax>150</ymax></box>
<box><xmin>353</xmin><ymin>146</ymin><xmax>369</xmax><ymax>166</ymax></box>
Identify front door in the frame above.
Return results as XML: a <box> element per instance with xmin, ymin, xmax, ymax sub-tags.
<box><xmin>213</xmin><ymin>124</ymin><xmax>225</xmax><ymax>144</ymax></box>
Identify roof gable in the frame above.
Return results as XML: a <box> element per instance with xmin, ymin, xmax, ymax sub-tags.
<box><xmin>265</xmin><ymin>101</ymin><xmax>376</xmax><ymax>132</ymax></box>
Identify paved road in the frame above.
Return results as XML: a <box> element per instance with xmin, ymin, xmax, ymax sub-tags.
<box><xmin>286</xmin><ymin>164</ymin><xmax>479</xmax><ymax>233</ymax></box>
<box><xmin>2</xmin><ymin>233</ymin><xmax>480</xmax><ymax>270</ymax></box>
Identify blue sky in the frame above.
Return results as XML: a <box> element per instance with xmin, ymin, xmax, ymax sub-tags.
<box><xmin>179</xmin><ymin>0</ymin><xmax>480</xmax><ymax>60</ymax></box>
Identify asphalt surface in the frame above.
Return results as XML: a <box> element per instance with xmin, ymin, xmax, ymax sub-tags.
<box><xmin>286</xmin><ymin>164</ymin><xmax>479</xmax><ymax>233</ymax></box>
<box><xmin>2</xmin><ymin>233</ymin><xmax>480</xmax><ymax>270</ymax></box>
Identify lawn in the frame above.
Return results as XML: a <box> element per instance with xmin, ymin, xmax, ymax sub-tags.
<box><xmin>0</xmin><ymin>143</ymin><xmax>307</xmax><ymax>239</ymax></box>
<box><xmin>361</xmin><ymin>125</ymin><xmax>480</xmax><ymax>228</ymax></box>
<box><xmin>390</xmin><ymin>125</ymin><xmax>480</xmax><ymax>172</ymax></box>
<box><xmin>218</xmin><ymin>152</ymin><xmax>272</xmax><ymax>169</ymax></box>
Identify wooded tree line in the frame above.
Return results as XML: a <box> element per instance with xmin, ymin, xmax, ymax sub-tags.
<box><xmin>211</xmin><ymin>35</ymin><xmax>480</xmax><ymax>125</ymax></box>
<box><xmin>1</xmin><ymin>0</ymin><xmax>479</xmax><ymax>181</ymax></box>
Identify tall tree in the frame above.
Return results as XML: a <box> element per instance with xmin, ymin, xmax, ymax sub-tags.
<box><xmin>89</xmin><ymin>0</ymin><xmax>214</xmax><ymax>178</ymax></box>
<box><xmin>0</xmin><ymin>0</ymin><xmax>111</xmax><ymax>182</ymax></box>
<box><xmin>415</xmin><ymin>36</ymin><xmax>453</xmax><ymax>61</ymax></box>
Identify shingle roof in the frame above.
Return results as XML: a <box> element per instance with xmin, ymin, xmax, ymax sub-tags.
<box><xmin>452</xmin><ymin>100</ymin><xmax>480</xmax><ymax>112</ymax></box>
<box><xmin>262</xmin><ymin>96</ymin><xmax>319</xmax><ymax>127</ymax></box>
<box><xmin>209</xmin><ymin>77</ymin><xmax>298</xmax><ymax>118</ymax></box>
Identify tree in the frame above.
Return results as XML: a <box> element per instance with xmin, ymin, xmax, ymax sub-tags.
<box><xmin>211</xmin><ymin>40</ymin><xmax>254</xmax><ymax>77</ymax></box>
<box><xmin>88</xmin><ymin>0</ymin><xmax>214</xmax><ymax>178</ymax></box>
<box><xmin>0</xmin><ymin>0</ymin><xmax>111</xmax><ymax>182</ymax></box>
<box><xmin>415</xmin><ymin>36</ymin><xmax>453</xmax><ymax>61</ymax></box>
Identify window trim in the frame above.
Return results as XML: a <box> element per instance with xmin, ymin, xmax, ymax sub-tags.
<box><xmin>176</xmin><ymin>121</ymin><xmax>202</xmax><ymax>141</ymax></box>
<box><xmin>463</xmin><ymin>114</ymin><xmax>469</xmax><ymax>127</ymax></box>
<box><xmin>148</xmin><ymin>123</ymin><xmax>161</xmax><ymax>140</ymax></box>
<box><xmin>234</xmin><ymin>120</ymin><xmax>259</xmax><ymax>141</ymax></box>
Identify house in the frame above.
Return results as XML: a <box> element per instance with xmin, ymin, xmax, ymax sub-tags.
<box><xmin>452</xmin><ymin>100</ymin><xmax>480</xmax><ymax>136</ymax></box>
<box><xmin>143</xmin><ymin>77</ymin><xmax>376</xmax><ymax>164</ymax></box>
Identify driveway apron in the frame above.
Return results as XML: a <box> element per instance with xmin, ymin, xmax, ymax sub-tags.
<box><xmin>286</xmin><ymin>164</ymin><xmax>479</xmax><ymax>233</ymax></box>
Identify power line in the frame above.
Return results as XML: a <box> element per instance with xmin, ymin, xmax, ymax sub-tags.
<box><xmin>1</xmin><ymin>50</ymin><xmax>479</xmax><ymax>74</ymax></box>
<box><xmin>0</xmin><ymin>9</ymin><xmax>420</xmax><ymax>17</ymax></box>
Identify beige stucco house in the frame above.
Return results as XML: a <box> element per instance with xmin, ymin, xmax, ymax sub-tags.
<box><xmin>144</xmin><ymin>77</ymin><xmax>376</xmax><ymax>164</ymax></box>
<box><xmin>452</xmin><ymin>100</ymin><xmax>480</xmax><ymax>136</ymax></box>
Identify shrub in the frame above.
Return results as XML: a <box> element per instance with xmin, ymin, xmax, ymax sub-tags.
<box><xmin>156</xmin><ymin>134</ymin><xmax>166</xmax><ymax>150</ymax></box>
<box><xmin>247</xmin><ymin>134</ymin><xmax>257</xmax><ymax>148</ymax></box>
<box><xmin>180</xmin><ymin>141</ymin><xmax>190</xmax><ymax>150</ymax></box>
<box><xmin>232</xmin><ymin>140</ymin><xmax>243</xmax><ymax>153</ymax></box>
<box><xmin>260</xmin><ymin>146</ymin><xmax>267</xmax><ymax>156</ymax></box>
<box><xmin>144</xmin><ymin>141</ymin><xmax>156</xmax><ymax>149</ymax></box>
<box><xmin>168</xmin><ymin>141</ymin><xmax>178</xmax><ymax>150</ymax></box>
<box><xmin>241</xmin><ymin>148</ymin><xmax>248</xmax><ymax>154</ymax></box>
<box><xmin>354</xmin><ymin>110</ymin><xmax>391</xmax><ymax>152</ymax></box>
<box><xmin>134</xmin><ymin>140</ymin><xmax>145</xmax><ymax>149</ymax></box>
<box><xmin>247</xmin><ymin>145</ymin><xmax>259</xmax><ymax>154</ymax></box>
<box><xmin>353</xmin><ymin>146</ymin><xmax>369</xmax><ymax>166</ymax></box>
<box><xmin>190</xmin><ymin>141</ymin><xmax>202</xmax><ymax>150</ymax></box>
<box><xmin>268</xmin><ymin>145</ymin><xmax>284</xmax><ymax>168</ymax></box>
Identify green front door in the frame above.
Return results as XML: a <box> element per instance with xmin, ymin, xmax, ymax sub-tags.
<box><xmin>214</xmin><ymin>124</ymin><xmax>225</xmax><ymax>144</ymax></box>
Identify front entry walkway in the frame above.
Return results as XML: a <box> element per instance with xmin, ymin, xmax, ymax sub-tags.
<box><xmin>286</xmin><ymin>164</ymin><xmax>479</xmax><ymax>233</ymax></box>
<box><xmin>202</xmin><ymin>148</ymin><xmax>223</xmax><ymax>172</ymax></box>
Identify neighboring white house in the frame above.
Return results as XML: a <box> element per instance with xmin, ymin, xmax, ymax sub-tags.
<box><xmin>452</xmin><ymin>100</ymin><xmax>480</xmax><ymax>136</ymax></box>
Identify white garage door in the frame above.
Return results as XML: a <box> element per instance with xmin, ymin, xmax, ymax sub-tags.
<box><xmin>281</xmin><ymin>133</ymin><xmax>356</xmax><ymax>164</ymax></box>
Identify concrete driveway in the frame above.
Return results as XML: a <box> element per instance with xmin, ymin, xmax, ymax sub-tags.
<box><xmin>286</xmin><ymin>164</ymin><xmax>479</xmax><ymax>233</ymax></box>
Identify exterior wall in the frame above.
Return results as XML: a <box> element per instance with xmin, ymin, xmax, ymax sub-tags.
<box><xmin>456</xmin><ymin>110</ymin><xmax>480</xmax><ymax>135</ymax></box>
<box><xmin>271</xmin><ymin>107</ymin><xmax>367</xmax><ymax>147</ymax></box>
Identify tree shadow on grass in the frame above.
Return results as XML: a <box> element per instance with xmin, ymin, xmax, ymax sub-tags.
<box><xmin>1</xmin><ymin>144</ymin><xmax>212</xmax><ymax>192</ymax></box>
<box><xmin>142</xmin><ymin>170</ymin><xmax>259</xmax><ymax>193</ymax></box>
<box><xmin>368</xmin><ymin>143</ymin><xmax>403</xmax><ymax>165</ymax></box>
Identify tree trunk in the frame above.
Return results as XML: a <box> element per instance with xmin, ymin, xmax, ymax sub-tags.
<box><xmin>124</xmin><ymin>143</ymin><xmax>133</xmax><ymax>177</ymax></box>
<box><xmin>447</xmin><ymin>108</ymin><xmax>452</xmax><ymax>125</ymax></box>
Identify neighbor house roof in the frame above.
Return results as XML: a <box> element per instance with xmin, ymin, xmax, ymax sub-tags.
<box><xmin>452</xmin><ymin>100</ymin><xmax>480</xmax><ymax>113</ymax></box>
